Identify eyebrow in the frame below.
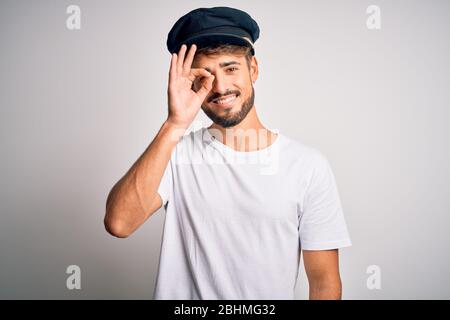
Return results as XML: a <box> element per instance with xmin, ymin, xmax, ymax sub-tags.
<box><xmin>204</xmin><ymin>61</ymin><xmax>241</xmax><ymax>73</ymax></box>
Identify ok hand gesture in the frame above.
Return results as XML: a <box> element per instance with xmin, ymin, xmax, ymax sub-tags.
<box><xmin>167</xmin><ymin>44</ymin><xmax>215</xmax><ymax>129</ymax></box>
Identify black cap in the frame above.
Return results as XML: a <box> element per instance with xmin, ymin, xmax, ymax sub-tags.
<box><xmin>167</xmin><ymin>7</ymin><xmax>260</xmax><ymax>55</ymax></box>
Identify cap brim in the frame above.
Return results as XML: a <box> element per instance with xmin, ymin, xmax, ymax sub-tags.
<box><xmin>175</xmin><ymin>33</ymin><xmax>255</xmax><ymax>55</ymax></box>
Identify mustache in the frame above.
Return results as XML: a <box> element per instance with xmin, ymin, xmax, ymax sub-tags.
<box><xmin>208</xmin><ymin>91</ymin><xmax>240</xmax><ymax>103</ymax></box>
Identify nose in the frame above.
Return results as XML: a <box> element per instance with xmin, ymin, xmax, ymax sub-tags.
<box><xmin>211</xmin><ymin>72</ymin><xmax>228</xmax><ymax>94</ymax></box>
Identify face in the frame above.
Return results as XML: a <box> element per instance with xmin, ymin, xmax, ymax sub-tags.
<box><xmin>192</xmin><ymin>53</ymin><xmax>258</xmax><ymax>128</ymax></box>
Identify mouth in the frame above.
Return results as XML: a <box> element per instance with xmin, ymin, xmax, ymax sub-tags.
<box><xmin>211</xmin><ymin>94</ymin><xmax>239</xmax><ymax>108</ymax></box>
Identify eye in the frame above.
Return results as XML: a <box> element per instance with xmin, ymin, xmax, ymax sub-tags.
<box><xmin>227</xmin><ymin>67</ymin><xmax>238</xmax><ymax>72</ymax></box>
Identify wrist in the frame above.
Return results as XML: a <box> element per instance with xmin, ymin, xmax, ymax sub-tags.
<box><xmin>162</xmin><ymin>119</ymin><xmax>188</xmax><ymax>142</ymax></box>
<box><xmin>165</xmin><ymin>117</ymin><xmax>190</xmax><ymax>130</ymax></box>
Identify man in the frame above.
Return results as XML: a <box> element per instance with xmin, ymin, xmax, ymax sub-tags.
<box><xmin>104</xmin><ymin>7</ymin><xmax>352</xmax><ymax>300</ymax></box>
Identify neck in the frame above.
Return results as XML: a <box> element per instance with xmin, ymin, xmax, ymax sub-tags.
<box><xmin>207</xmin><ymin>106</ymin><xmax>278</xmax><ymax>152</ymax></box>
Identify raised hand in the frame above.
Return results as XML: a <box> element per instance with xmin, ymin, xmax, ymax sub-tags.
<box><xmin>166</xmin><ymin>44</ymin><xmax>215</xmax><ymax>129</ymax></box>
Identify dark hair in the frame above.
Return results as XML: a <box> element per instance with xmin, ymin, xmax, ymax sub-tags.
<box><xmin>195</xmin><ymin>44</ymin><xmax>253</xmax><ymax>69</ymax></box>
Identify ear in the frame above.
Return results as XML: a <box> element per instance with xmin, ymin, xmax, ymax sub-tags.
<box><xmin>250</xmin><ymin>55</ymin><xmax>259</xmax><ymax>83</ymax></box>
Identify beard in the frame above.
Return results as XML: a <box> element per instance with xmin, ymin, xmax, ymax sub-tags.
<box><xmin>201</xmin><ymin>87</ymin><xmax>255</xmax><ymax>128</ymax></box>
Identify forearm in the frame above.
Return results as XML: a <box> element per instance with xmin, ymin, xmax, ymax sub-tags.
<box><xmin>308</xmin><ymin>278</ymin><xmax>342</xmax><ymax>300</ymax></box>
<box><xmin>104</xmin><ymin>120</ymin><xmax>186</xmax><ymax>236</ymax></box>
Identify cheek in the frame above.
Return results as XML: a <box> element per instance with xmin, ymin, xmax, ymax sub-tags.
<box><xmin>236</xmin><ymin>78</ymin><xmax>252</xmax><ymax>96</ymax></box>
<box><xmin>193</xmin><ymin>76</ymin><xmax>207</xmax><ymax>91</ymax></box>
<box><xmin>232</xmin><ymin>74</ymin><xmax>248</xmax><ymax>87</ymax></box>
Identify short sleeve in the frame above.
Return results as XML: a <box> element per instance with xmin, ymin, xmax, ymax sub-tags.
<box><xmin>299</xmin><ymin>151</ymin><xmax>352</xmax><ymax>250</ymax></box>
<box><xmin>157</xmin><ymin>158</ymin><xmax>173</xmax><ymax>209</ymax></box>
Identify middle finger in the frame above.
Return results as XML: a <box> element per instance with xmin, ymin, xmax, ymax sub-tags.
<box><xmin>182</xmin><ymin>44</ymin><xmax>197</xmax><ymax>76</ymax></box>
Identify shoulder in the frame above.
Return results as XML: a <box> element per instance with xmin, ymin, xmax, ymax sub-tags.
<box><xmin>278</xmin><ymin>133</ymin><xmax>329</xmax><ymax>168</ymax></box>
<box><xmin>176</xmin><ymin>127</ymin><xmax>205</xmax><ymax>150</ymax></box>
<box><xmin>168</xmin><ymin>127</ymin><xmax>206</xmax><ymax>163</ymax></box>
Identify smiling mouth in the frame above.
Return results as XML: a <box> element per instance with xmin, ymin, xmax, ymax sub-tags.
<box><xmin>211</xmin><ymin>94</ymin><xmax>239</xmax><ymax>107</ymax></box>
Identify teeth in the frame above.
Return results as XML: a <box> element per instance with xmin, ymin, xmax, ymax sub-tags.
<box><xmin>214</xmin><ymin>95</ymin><xmax>237</xmax><ymax>104</ymax></box>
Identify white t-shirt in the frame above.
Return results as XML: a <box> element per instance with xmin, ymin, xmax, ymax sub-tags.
<box><xmin>153</xmin><ymin>127</ymin><xmax>351</xmax><ymax>300</ymax></box>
